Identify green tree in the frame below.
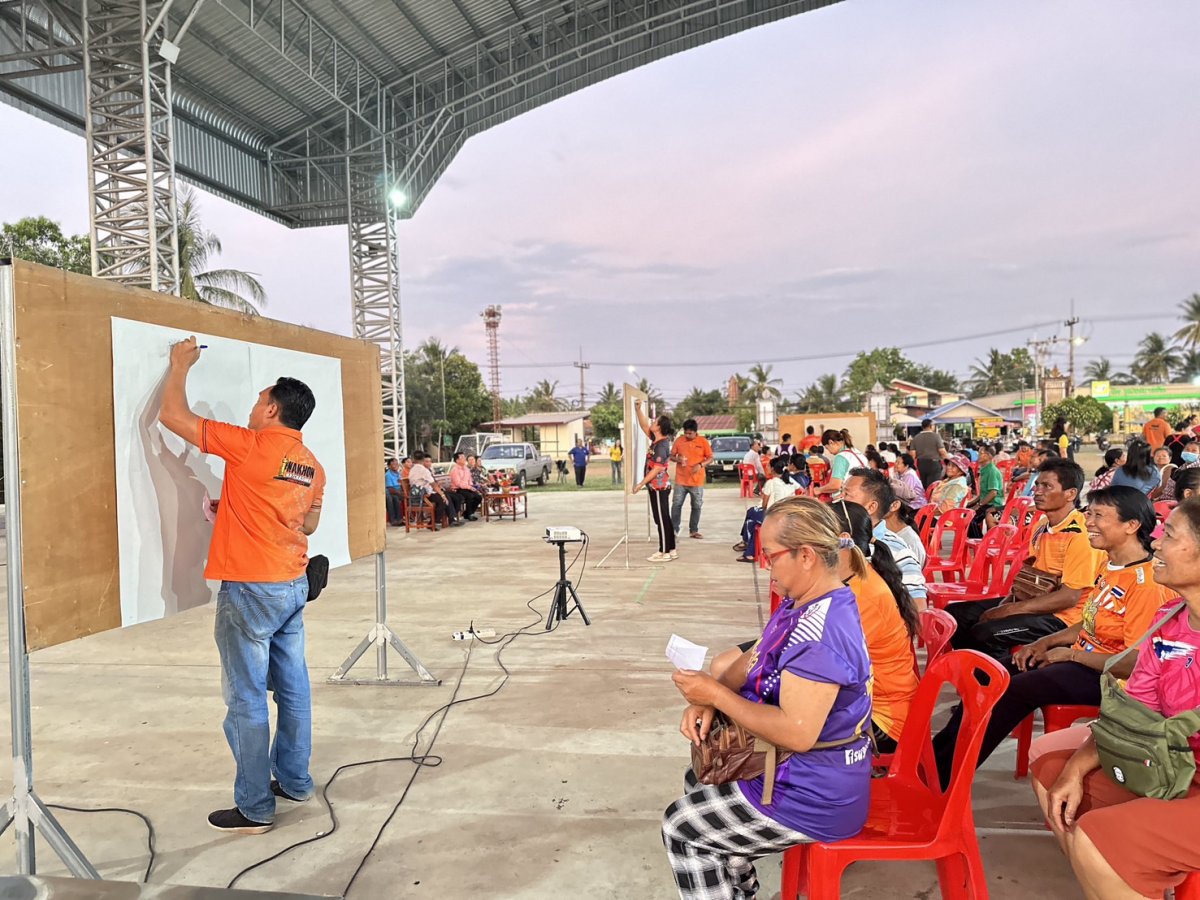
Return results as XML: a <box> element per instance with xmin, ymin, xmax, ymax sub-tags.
<box><xmin>1041</xmin><ymin>395</ymin><xmax>1114</xmax><ymax>435</ymax></box>
<box><xmin>747</xmin><ymin>363</ymin><xmax>783</xmax><ymax>400</ymax></box>
<box><xmin>1173</xmin><ymin>293</ymin><xmax>1200</xmax><ymax>348</ymax></box>
<box><xmin>404</xmin><ymin>339</ymin><xmax>492</xmax><ymax>457</ymax></box>
<box><xmin>966</xmin><ymin>347</ymin><xmax>1035</xmax><ymax>395</ymax></box>
<box><xmin>673</xmin><ymin>387</ymin><xmax>724</xmax><ymax>423</ymax></box>
<box><xmin>501</xmin><ymin>395</ymin><xmax>529</xmax><ymax>417</ymax></box>
<box><xmin>173</xmin><ymin>188</ymin><xmax>267</xmax><ymax>314</ymax></box>
<box><xmin>1084</xmin><ymin>357</ymin><xmax>1136</xmax><ymax>385</ymax></box>
<box><xmin>842</xmin><ymin>348</ymin><xmax>912</xmax><ymax>408</ymax></box>
<box><xmin>906</xmin><ymin>364</ymin><xmax>959</xmax><ymax>394</ymax></box>
<box><xmin>734</xmin><ymin>407</ymin><xmax>756</xmax><ymax>432</ymax></box>
<box><xmin>589</xmin><ymin>402</ymin><xmax>622</xmax><ymax>441</ymax></box>
<box><xmin>1132</xmin><ymin>333</ymin><xmax>1181</xmax><ymax>384</ymax></box>
<box><xmin>1</xmin><ymin>216</ymin><xmax>90</xmax><ymax>273</ymax></box>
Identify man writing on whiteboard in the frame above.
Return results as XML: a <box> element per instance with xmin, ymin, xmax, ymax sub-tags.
<box><xmin>158</xmin><ymin>336</ymin><xmax>324</xmax><ymax>835</ymax></box>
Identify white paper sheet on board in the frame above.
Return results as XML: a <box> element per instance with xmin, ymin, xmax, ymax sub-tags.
<box><xmin>111</xmin><ymin>317</ymin><xmax>351</xmax><ymax>628</ymax></box>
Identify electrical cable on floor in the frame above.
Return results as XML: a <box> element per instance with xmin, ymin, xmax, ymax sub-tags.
<box><xmin>0</xmin><ymin>806</ymin><xmax>156</xmax><ymax>883</ymax></box>
<box><xmin>228</xmin><ymin>537</ymin><xmax>588</xmax><ymax>894</ymax></box>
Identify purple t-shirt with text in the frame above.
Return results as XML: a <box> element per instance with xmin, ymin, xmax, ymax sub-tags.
<box><xmin>737</xmin><ymin>586</ymin><xmax>873</xmax><ymax>841</ymax></box>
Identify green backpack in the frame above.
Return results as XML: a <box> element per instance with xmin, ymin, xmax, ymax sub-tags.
<box><xmin>1089</xmin><ymin>602</ymin><xmax>1200</xmax><ymax>801</ymax></box>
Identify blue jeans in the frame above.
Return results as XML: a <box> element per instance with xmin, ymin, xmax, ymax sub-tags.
<box><xmin>740</xmin><ymin>507</ymin><xmax>766</xmax><ymax>559</ymax></box>
<box><xmin>671</xmin><ymin>485</ymin><xmax>704</xmax><ymax>535</ymax></box>
<box><xmin>215</xmin><ymin>577</ymin><xmax>314</xmax><ymax>823</ymax></box>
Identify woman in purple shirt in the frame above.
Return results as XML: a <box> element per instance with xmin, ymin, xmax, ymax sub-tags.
<box><xmin>663</xmin><ymin>497</ymin><xmax>873</xmax><ymax>900</ymax></box>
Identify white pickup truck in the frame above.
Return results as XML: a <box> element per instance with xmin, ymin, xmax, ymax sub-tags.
<box><xmin>478</xmin><ymin>442</ymin><xmax>553</xmax><ymax>488</ymax></box>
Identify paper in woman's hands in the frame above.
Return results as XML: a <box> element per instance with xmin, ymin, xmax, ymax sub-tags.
<box><xmin>666</xmin><ymin>634</ymin><xmax>708</xmax><ymax>671</ymax></box>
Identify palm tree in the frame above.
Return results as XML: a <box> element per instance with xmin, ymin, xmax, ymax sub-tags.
<box><xmin>796</xmin><ymin>374</ymin><xmax>844</xmax><ymax>413</ymax></box>
<box><xmin>1173</xmin><ymin>293</ymin><xmax>1200</xmax><ymax>348</ymax></box>
<box><xmin>747</xmin><ymin>363</ymin><xmax>783</xmax><ymax>400</ymax></box>
<box><xmin>139</xmin><ymin>187</ymin><xmax>267</xmax><ymax>313</ymax></box>
<box><xmin>1084</xmin><ymin>357</ymin><xmax>1115</xmax><ymax>382</ymax></box>
<box><xmin>526</xmin><ymin>379</ymin><xmax>566</xmax><ymax>412</ymax></box>
<box><xmin>968</xmin><ymin>349</ymin><xmax>1013</xmax><ymax>396</ymax></box>
<box><xmin>595</xmin><ymin>381</ymin><xmax>621</xmax><ymax>407</ymax></box>
<box><xmin>1175</xmin><ymin>349</ymin><xmax>1200</xmax><ymax>384</ymax></box>
<box><xmin>636</xmin><ymin>377</ymin><xmax>667</xmax><ymax>413</ymax></box>
<box><xmin>1132</xmin><ymin>333</ymin><xmax>1182</xmax><ymax>384</ymax></box>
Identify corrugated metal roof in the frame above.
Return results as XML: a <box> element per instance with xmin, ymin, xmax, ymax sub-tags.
<box><xmin>1</xmin><ymin>0</ymin><xmax>844</xmax><ymax>227</ymax></box>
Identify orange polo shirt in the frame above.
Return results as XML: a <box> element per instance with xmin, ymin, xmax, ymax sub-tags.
<box><xmin>1027</xmin><ymin>509</ymin><xmax>1106</xmax><ymax>627</ymax></box>
<box><xmin>198</xmin><ymin>419</ymin><xmax>325</xmax><ymax>583</ymax></box>
<box><xmin>1143</xmin><ymin>417</ymin><xmax>1170</xmax><ymax>450</ymax></box>
<box><xmin>671</xmin><ymin>435</ymin><xmax>713</xmax><ymax>487</ymax></box>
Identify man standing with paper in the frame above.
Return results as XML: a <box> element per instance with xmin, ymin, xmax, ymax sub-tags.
<box><xmin>158</xmin><ymin>336</ymin><xmax>324</xmax><ymax>835</ymax></box>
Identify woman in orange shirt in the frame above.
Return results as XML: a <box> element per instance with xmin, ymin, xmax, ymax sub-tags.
<box><xmin>832</xmin><ymin>501</ymin><xmax>921</xmax><ymax>755</ymax></box>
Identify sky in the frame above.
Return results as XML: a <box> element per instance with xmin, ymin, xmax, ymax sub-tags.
<box><xmin>1</xmin><ymin>0</ymin><xmax>1198</xmax><ymax>408</ymax></box>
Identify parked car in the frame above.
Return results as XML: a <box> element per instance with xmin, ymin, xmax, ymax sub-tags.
<box><xmin>707</xmin><ymin>434</ymin><xmax>757</xmax><ymax>482</ymax></box>
<box><xmin>479</xmin><ymin>442</ymin><xmax>553</xmax><ymax>488</ymax></box>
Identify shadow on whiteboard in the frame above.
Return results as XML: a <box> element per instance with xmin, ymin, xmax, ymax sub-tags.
<box><xmin>128</xmin><ymin>372</ymin><xmax>229</xmax><ymax>623</ymax></box>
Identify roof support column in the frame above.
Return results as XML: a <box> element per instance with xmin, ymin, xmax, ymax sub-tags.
<box><xmin>82</xmin><ymin>0</ymin><xmax>179</xmax><ymax>292</ymax></box>
<box><xmin>346</xmin><ymin>141</ymin><xmax>405</xmax><ymax>460</ymax></box>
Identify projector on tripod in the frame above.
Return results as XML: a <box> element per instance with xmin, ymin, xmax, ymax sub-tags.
<box><xmin>542</xmin><ymin>527</ymin><xmax>589</xmax><ymax>630</ymax></box>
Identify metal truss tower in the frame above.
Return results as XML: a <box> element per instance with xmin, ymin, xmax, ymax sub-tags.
<box><xmin>481</xmin><ymin>305</ymin><xmax>502</xmax><ymax>430</ymax></box>
<box><xmin>347</xmin><ymin>137</ymin><xmax>405</xmax><ymax>460</ymax></box>
<box><xmin>81</xmin><ymin>0</ymin><xmax>180</xmax><ymax>292</ymax></box>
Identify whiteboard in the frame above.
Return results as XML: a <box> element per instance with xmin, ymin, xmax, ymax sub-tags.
<box><xmin>111</xmin><ymin>317</ymin><xmax>351</xmax><ymax>628</ymax></box>
<box><xmin>622</xmin><ymin>383</ymin><xmax>650</xmax><ymax>492</ymax></box>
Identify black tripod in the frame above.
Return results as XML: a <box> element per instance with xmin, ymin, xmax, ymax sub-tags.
<box><xmin>545</xmin><ymin>539</ymin><xmax>590</xmax><ymax>631</ymax></box>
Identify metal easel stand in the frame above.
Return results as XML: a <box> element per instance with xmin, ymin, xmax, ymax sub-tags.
<box><xmin>327</xmin><ymin>552</ymin><xmax>440</xmax><ymax>687</ymax></box>
<box><xmin>594</xmin><ymin>487</ymin><xmax>657</xmax><ymax>570</ymax></box>
<box><xmin>0</xmin><ymin>264</ymin><xmax>100</xmax><ymax>878</ymax></box>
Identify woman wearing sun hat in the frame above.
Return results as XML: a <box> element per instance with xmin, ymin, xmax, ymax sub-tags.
<box><xmin>930</xmin><ymin>454</ymin><xmax>972</xmax><ymax>514</ymax></box>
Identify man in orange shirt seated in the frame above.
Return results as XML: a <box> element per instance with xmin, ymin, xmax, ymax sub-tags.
<box><xmin>1143</xmin><ymin>406</ymin><xmax>1171</xmax><ymax>450</ymax></box>
<box><xmin>671</xmin><ymin>419</ymin><xmax>713</xmax><ymax>539</ymax></box>
<box><xmin>158</xmin><ymin>337</ymin><xmax>324</xmax><ymax>835</ymax></box>
<box><xmin>949</xmin><ymin>458</ymin><xmax>1104</xmax><ymax>658</ymax></box>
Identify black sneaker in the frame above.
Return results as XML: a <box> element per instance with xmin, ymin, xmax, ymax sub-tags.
<box><xmin>208</xmin><ymin>807</ymin><xmax>272</xmax><ymax>834</ymax></box>
<box><xmin>271</xmin><ymin>780</ymin><xmax>307</xmax><ymax>803</ymax></box>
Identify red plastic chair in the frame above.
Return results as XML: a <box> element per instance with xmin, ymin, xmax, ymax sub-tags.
<box><xmin>1014</xmin><ymin>704</ymin><xmax>1100</xmax><ymax>779</ymax></box>
<box><xmin>769</xmin><ymin>580</ymin><xmax>785</xmax><ymax>616</ymax></box>
<box><xmin>1004</xmin><ymin>478</ymin><xmax>1024</xmax><ymax>505</ymax></box>
<box><xmin>781</xmin><ymin>651</ymin><xmax>1011</xmax><ymax>900</ymax></box>
<box><xmin>1154</xmin><ymin>500</ymin><xmax>1178</xmax><ymax>521</ymax></box>
<box><xmin>925</xmin><ymin>479</ymin><xmax>941</xmax><ymax>503</ymax></box>
<box><xmin>995</xmin><ymin>459</ymin><xmax>1017</xmax><ymax>484</ymax></box>
<box><xmin>922</xmin><ymin>508</ymin><xmax>975</xmax><ymax>583</ymax></box>
<box><xmin>927</xmin><ymin>525</ymin><xmax>1016</xmax><ymax>609</ymax></box>
<box><xmin>914</xmin><ymin>505</ymin><xmax>937</xmax><ymax>553</ymax></box>
<box><xmin>918</xmin><ymin>608</ymin><xmax>957</xmax><ymax>675</ymax></box>
<box><xmin>1177</xmin><ymin>871</ymin><xmax>1200</xmax><ymax>900</ymax></box>
<box><xmin>738</xmin><ymin>464</ymin><xmax>756</xmax><ymax>498</ymax></box>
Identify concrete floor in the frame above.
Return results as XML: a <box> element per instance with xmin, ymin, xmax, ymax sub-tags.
<box><xmin>0</xmin><ymin>488</ymin><xmax>1084</xmax><ymax>899</ymax></box>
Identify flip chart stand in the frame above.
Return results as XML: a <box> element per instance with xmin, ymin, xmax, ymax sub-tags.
<box><xmin>327</xmin><ymin>552</ymin><xmax>441</xmax><ymax>687</ymax></box>
<box><xmin>0</xmin><ymin>266</ymin><xmax>100</xmax><ymax>878</ymax></box>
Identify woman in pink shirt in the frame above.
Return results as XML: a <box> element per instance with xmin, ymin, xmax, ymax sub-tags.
<box><xmin>1033</xmin><ymin>499</ymin><xmax>1200</xmax><ymax>900</ymax></box>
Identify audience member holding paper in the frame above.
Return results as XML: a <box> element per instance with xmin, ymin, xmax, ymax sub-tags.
<box><xmin>662</xmin><ymin>497</ymin><xmax>872</xmax><ymax>900</ymax></box>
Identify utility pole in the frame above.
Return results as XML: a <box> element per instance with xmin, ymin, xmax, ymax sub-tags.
<box><xmin>1027</xmin><ymin>335</ymin><xmax>1065</xmax><ymax>434</ymax></box>
<box><xmin>573</xmin><ymin>348</ymin><xmax>590</xmax><ymax>412</ymax></box>
<box><xmin>1065</xmin><ymin>300</ymin><xmax>1081</xmax><ymax>396</ymax></box>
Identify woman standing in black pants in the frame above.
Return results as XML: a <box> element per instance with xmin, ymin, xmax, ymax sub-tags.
<box><xmin>932</xmin><ymin>486</ymin><xmax>1171</xmax><ymax>788</ymax></box>
<box><xmin>633</xmin><ymin>400</ymin><xmax>676</xmax><ymax>563</ymax></box>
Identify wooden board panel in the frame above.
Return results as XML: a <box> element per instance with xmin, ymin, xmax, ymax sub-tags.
<box><xmin>7</xmin><ymin>260</ymin><xmax>385</xmax><ymax>651</ymax></box>
<box><xmin>778</xmin><ymin>413</ymin><xmax>876</xmax><ymax>456</ymax></box>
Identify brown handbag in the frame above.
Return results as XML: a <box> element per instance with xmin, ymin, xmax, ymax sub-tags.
<box><xmin>1009</xmin><ymin>562</ymin><xmax>1062</xmax><ymax>602</ymax></box>
<box><xmin>690</xmin><ymin>712</ymin><xmax>863</xmax><ymax>805</ymax></box>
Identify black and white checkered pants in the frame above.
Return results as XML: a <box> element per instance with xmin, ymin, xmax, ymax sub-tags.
<box><xmin>661</xmin><ymin>768</ymin><xmax>812</xmax><ymax>900</ymax></box>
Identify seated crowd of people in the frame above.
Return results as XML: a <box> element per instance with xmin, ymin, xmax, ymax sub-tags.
<box><xmin>383</xmin><ymin>452</ymin><xmax>506</xmax><ymax>529</ymax></box>
<box><xmin>666</xmin><ymin>422</ymin><xmax>1200</xmax><ymax>900</ymax></box>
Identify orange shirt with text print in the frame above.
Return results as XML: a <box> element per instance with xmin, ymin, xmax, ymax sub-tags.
<box><xmin>1074</xmin><ymin>556</ymin><xmax>1174</xmax><ymax>656</ymax></box>
<box><xmin>1027</xmin><ymin>508</ymin><xmax>1105</xmax><ymax>627</ymax></box>
<box><xmin>198</xmin><ymin>420</ymin><xmax>325</xmax><ymax>583</ymax></box>
<box><xmin>671</xmin><ymin>434</ymin><xmax>713</xmax><ymax>488</ymax></box>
